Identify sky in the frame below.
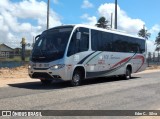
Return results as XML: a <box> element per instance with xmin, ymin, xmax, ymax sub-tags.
<box><xmin>0</xmin><ymin>0</ymin><xmax>160</xmax><ymax>52</ymax></box>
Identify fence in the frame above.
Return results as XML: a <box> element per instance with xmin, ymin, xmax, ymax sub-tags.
<box><xmin>0</xmin><ymin>50</ymin><xmax>31</xmax><ymax>62</ymax></box>
<box><xmin>147</xmin><ymin>52</ymin><xmax>160</xmax><ymax>67</ymax></box>
<box><xmin>0</xmin><ymin>43</ymin><xmax>32</xmax><ymax>68</ymax></box>
<box><xmin>0</xmin><ymin>54</ymin><xmax>30</xmax><ymax>68</ymax></box>
<box><xmin>0</xmin><ymin>61</ymin><xmax>28</xmax><ymax>68</ymax></box>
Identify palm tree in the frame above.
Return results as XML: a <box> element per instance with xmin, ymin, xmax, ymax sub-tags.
<box><xmin>147</xmin><ymin>52</ymin><xmax>152</xmax><ymax>66</ymax></box>
<box><xmin>138</xmin><ymin>27</ymin><xmax>151</xmax><ymax>40</ymax></box>
<box><xmin>155</xmin><ymin>47</ymin><xmax>160</xmax><ymax>62</ymax></box>
<box><xmin>155</xmin><ymin>32</ymin><xmax>160</xmax><ymax>61</ymax></box>
<box><xmin>153</xmin><ymin>52</ymin><xmax>155</xmax><ymax>62</ymax></box>
<box><xmin>155</xmin><ymin>32</ymin><xmax>160</xmax><ymax>46</ymax></box>
<box><xmin>95</xmin><ymin>16</ymin><xmax>109</xmax><ymax>29</ymax></box>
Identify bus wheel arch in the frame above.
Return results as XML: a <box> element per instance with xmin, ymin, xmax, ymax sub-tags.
<box><xmin>71</xmin><ymin>66</ymin><xmax>85</xmax><ymax>86</ymax></box>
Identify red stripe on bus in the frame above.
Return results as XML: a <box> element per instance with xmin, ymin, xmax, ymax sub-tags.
<box><xmin>134</xmin><ymin>55</ymin><xmax>145</xmax><ymax>72</ymax></box>
<box><xmin>111</xmin><ymin>57</ymin><xmax>130</xmax><ymax>69</ymax></box>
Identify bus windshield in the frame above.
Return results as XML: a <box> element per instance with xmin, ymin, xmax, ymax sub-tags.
<box><xmin>31</xmin><ymin>26</ymin><xmax>73</xmax><ymax>62</ymax></box>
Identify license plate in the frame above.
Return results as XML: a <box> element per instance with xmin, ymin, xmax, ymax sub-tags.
<box><xmin>35</xmin><ymin>63</ymin><xmax>49</xmax><ymax>68</ymax></box>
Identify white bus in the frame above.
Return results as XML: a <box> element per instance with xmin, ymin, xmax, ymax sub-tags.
<box><xmin>28</xmin><ymin>24</ymin><xmax>147</xmax><ymax>86</ymax></box>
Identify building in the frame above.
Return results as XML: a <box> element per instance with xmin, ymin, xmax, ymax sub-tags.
<box><xmin>0</xmin><ymin>44</ymin><xmax>14</xmax><ymax>58</ymax></box>
<box><xmin>14</xmin><ymin>48</ymin><xmax>21</xmax><ymax>55</ymax></box>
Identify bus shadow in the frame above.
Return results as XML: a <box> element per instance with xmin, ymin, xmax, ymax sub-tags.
<box><xmin>82</xmin><ymin>76</ymin><xmax>140</xmax><ymax>86</ymax></box>
<box><xmin>8</xmin><ymin>76</ymin><xmax>140</xmax><ymax>90</ymax></box>
<box><xmin>8</xmin><ymin>81</ymin><xmax>71</xmax><ymax>90</ymax></box>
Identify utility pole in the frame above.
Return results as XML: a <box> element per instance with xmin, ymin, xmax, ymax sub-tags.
<box><xmin>32</xmin><ymin>36</ymin><xmax>35</xmax><ymax>48</ymax></box>
<box><xmin>21</xmin><ymin>38</ymin><xmax>26</xmax><ymax>61</ymax></box>
<box><xmin>47</xmin><ymin>0</ymin><xmax>50</xmax><ymax>30</ymax></box>
<box><xmin>115</xmin><ymin>0</ymin><xmax>117</xmax><ymax>29</ymax></box>
<box><xmin>111</xmin><ymin>13</ymin><xmax>113</xmax><ymax>29</ymax></box>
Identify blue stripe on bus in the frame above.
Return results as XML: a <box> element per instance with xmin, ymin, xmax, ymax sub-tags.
<box><xmin>78</xmin><ymin>51</ymin><xmax>97</xmax><ymax>64</ymax></box>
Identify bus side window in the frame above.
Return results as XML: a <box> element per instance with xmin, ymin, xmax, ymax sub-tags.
<box><xmin>67</xmin><ymin>31</ymin><xmax>76</xmax><ymax>56</ymax></box>
<box><xmin>78</xmin><ymin>28</ymin><xmax>89</xmax><ymax>52</ymax></box>
<box><xmin>80</xmin><ymin>32</ymin><xmax>89</xmax><ymax>52</ymax></box>
<box><xmin>67</xmin><ymin>27</ymin><xmax>89</xmax><ymax>57</ymax></box>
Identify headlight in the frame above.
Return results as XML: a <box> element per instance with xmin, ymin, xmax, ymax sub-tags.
<box><xmin>28</xmin><ymin>64</ymin><xmax>36</xmax><ymax>69</ymax></box>
<box><xmin>28</xmin><ymin>65</ymin><xmax>31</xmax><ymax>69</ymax></box>
<box><xmin>50</xmin><ymin>64</ymin><xmax>65</xmax><ymax>70</ymax></box>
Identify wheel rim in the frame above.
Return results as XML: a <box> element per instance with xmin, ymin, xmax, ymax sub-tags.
<box><xmin>72</xmin><ymin>73</ymin><xmax>80</xmax><ymax>85</ymax></box>
<box><xmin>73</xmin><ymin>74</ymin><xmax>80</xmax><ymax>83</ymax></box>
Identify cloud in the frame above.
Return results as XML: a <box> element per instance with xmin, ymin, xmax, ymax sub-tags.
<box><xmin>98</xmin><ymin>3</ymin><xmax>145</xmax><ymax>35</ymax></box>
<box><xmin>81</xmin><ymin>3</ymin><xmax>145</xmax><ymax>35</ymax></box>
<box><xmin>81</xmin><ymin>14</ymin><xmax>97</xmax><ymax>26</ymax></box>
<box><xmin>149</xmin><ymin>24</ymin><xmax>160</xmax><ymax>40</ymax></box>
<box><xmin>81</xmin><ymin>0</ymin><xmax>94</xmax><ymax>9</ymax></box>
<box><xmin>146</xmin><ymin>40</ymin><xmax>156</xmax><ymax>52</ymax></box>
<box><xmin>53</xmin><ymin>0</ymin><xmax>59</xmax><ymax>4</ymax></box>
<box><xmin>0</xmin><ymin>0</ymin><xmax>62</xmax><ymax>48</ymax></box>
<box><xmin>149</xmin><ymin>24</ymin><xmax>160</xmax><ymax>34</ymax></box>
<box><xmin>147</xmin><ymin>24</ymin><xmax>160</xmax><ymax>52</ymax></box>
<box><xmin>0</xmin><ymin>14</ymin><xmax>9</xmax><ymax>32</ymax></box>
<box><xmin>81</xmin><ymin>3</ymin><xmax>157</xmax><ymax>52</ymax></box>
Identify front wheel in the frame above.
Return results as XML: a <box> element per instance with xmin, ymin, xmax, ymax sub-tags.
<box><xmin>125</xmin><ymin>68</ymin><xmax>131</xmax><ymax>80</ymax></box>
<box><xmin>71</xmin><ymin>70</ymin><xmax>82</xmax><ymax>86</ymax></box>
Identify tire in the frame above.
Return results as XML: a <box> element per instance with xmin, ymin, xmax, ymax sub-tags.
<box><xmin>125</xmin><ymin>68</ymin><xmax>131</xmax><ymax>80</ymax></box>
<box><xmin>71</xmin><ymin>70</ymin><xmax>82</xmax><ymax>86</ymax></box>
<box><xmin>41</xmin><ymin>79</ymin><xmax>52</xmax><ymax>85</ymax></box>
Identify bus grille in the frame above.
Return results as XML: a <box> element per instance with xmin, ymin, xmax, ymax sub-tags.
<box><xmin>32</xmin><ymin>72</ymin><xmax>53</xmax><ymax>79</ymax></box>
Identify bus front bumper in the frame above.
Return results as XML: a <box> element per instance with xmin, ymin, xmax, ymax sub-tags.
<box><xmin>28</xmin><ymin>67</ymin><xmax>70</xmax><ymax>81</ymax></box>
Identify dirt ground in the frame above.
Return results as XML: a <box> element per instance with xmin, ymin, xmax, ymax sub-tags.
<box><xmin>0</xmin><ymin>65</ymin><xmax>160</xmax><ymax>87</ymax></box>
<box><xmin>0</xmin><ymin>65</ymin><xmax>36</xmax><ymax>87</ymax></box>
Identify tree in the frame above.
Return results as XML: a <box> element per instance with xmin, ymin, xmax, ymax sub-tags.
<box><xmin>95</xmin><ymin>16</ymin><xmax>109</xmax><ymax>29</ymax></box>
<box><xmin>155</xmin><ymin>32</ymin><xmax>160</xmax><ymax>47</ymax></box>
<box><xmin>148</xmin><ymin>52</ymin><xmax>152</xmax><ymax>61</ymax></box>
<box><xmin>155</xmin><ymin>32</ymin><xmax>160</xmax><ymax>62</ymax></box>
<box><xmin>156</xmin><ymin>47</ymin><xmax>160</xmax><ymax>62</ymax></box>
<box><xmin>153</xmin><ymin>52</ymin><xmax>155</xmax><ymax>62</ymax></box>
<box><xmin>147</xmin><ymin>52</ymin><xmax>152</xmax><ymax>66</ymax></box>
<box><xmin>20</xmin><ymin>37</ymin><xmax>26</xmax><ymax>61</ymax></box>
<box><xmin>138</xmin><ymin>26</ymin><xmax>151</xmax><ymax>40</ymax></box>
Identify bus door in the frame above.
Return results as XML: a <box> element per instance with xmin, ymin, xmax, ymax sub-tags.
<box><xmin>67</xmin><ymin>27</ymin><xmax>89</xmax><ymax>64</ymax></box>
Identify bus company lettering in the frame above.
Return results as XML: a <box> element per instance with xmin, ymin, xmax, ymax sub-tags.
<box><xmin>110</xmin><ymin>56</ymin><xmax>120</xmax><ymax>59</ymax></box>
<box><xmin>104</xmin><ymin>55</ymin><xmax>120</xmax><ymax>60</ymax></box>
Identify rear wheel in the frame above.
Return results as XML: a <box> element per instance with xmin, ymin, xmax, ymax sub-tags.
<box><xmin>71</xmin><ymin>70</ymin><xmax>82</xmax><ymax>86</ymax></box>
<box><xmin>40</xmin><ymin>79</ymin><xmax>52</xmax><ymax>85</ymax></box>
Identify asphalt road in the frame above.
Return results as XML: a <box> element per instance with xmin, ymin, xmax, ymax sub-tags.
<box><xmin>0</xmin><ymin>71</ymin><xmax>160</xmax><ymax>118</ymax></box>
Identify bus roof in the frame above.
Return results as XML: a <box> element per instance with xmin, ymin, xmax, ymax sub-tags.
<box><xmin>51</xmin><ymin>24</ymin><xmax>145</xmax><ymax>41</ymax></box>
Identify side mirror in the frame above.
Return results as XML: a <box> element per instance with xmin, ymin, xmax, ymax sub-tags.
<box><xmin>76</xmin><ymin>32</ymin><xmax>81</xmax><ymax>40</ymax></box>
<box><xmin>35</xmin><ymin>35</ymin><xmax>41</xmax><ymax>41</ymax></box>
